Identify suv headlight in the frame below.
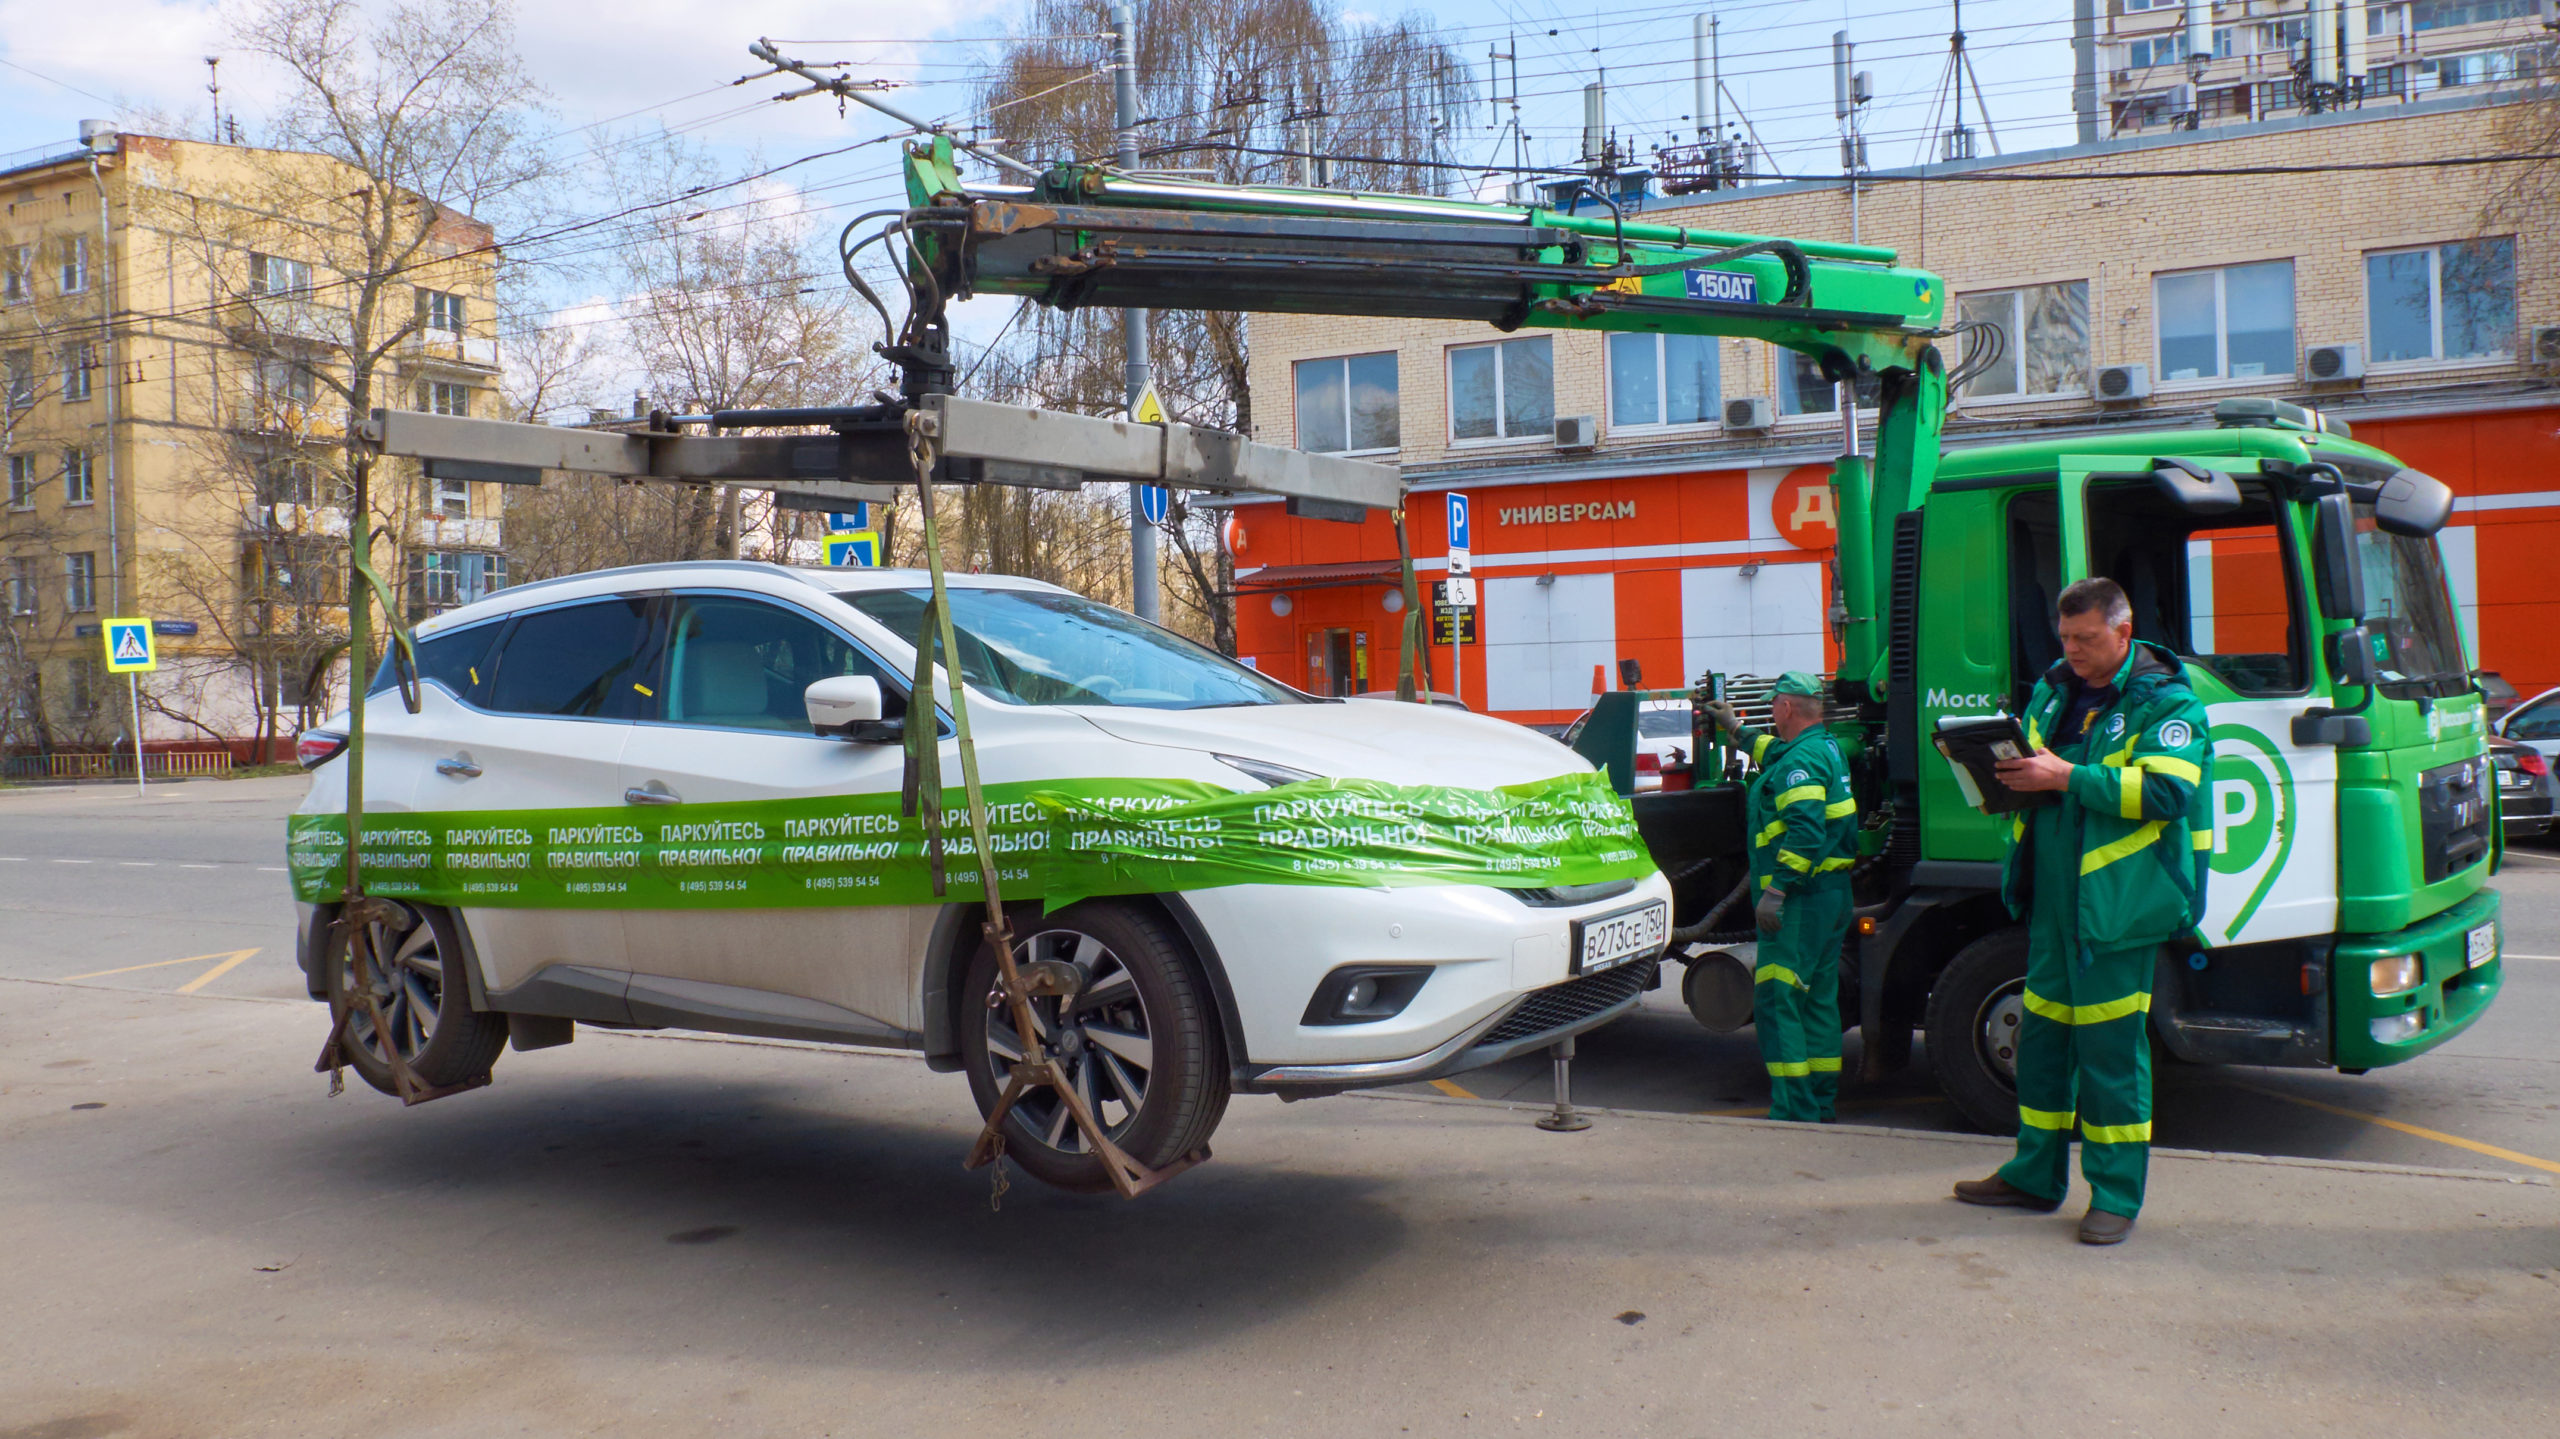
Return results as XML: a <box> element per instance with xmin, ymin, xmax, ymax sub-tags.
<box><xmin>1215</xmin><ymin>753</ymin><xmax>1323</xmax><ymax>789</ymax></box>
<box><xmin>2368</xmin><ymin>954</ymin><xmax>2423</xmax><ymax>996</ymax></box>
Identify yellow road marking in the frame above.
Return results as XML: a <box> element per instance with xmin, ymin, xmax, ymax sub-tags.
<box><xmin>1697</xmin><ymin>1093</ymin><xmax>1946</xmax><ymax>1118</ymax></box>
<box><xmin>1428</xmin><ymin>1079</ymin><xmax>1476</xmax><ymax>1099</ymax></box>
<box><xmin>63</xmin><ymin>947</ymin><xmax>261</xmax><ymax>988</ymax></box>
<box><xmin>175</xmin><ymin>949</ymin><xmax>260</xmax><ymax>994</ymax></box>
<box><xmin>2232</xmin><ymin>1081</ymin><xmax>2560</xmax><ymax>1177</ymax></box>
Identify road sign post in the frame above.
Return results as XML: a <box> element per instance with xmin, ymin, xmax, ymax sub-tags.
<box><xmin>102</xmin><ymin>618</ymin><xmax>158</xmax><ymax>795</ymax></box>
<box><xmin>1445</xmin><ymin>494</ymin><xmax>1471</xmax><ymax>707</ymax></box>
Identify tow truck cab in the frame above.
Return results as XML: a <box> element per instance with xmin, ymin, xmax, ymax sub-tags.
<box><xmin>1854</xmin><ymin>401</ymin><xmax>2502</xmax><ymax>1126</ymax></box>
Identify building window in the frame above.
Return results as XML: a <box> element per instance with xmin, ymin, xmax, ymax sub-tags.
<box><xmin>2419</xmin><ymin>49</ymin><xmax>2526</xmax><ymax>90</ymax></box>
<box><xmin>6</xmin><ymin>557</ymin><xmax>34</xmax><ymax>617</ymax></box>
<box><xmin>62</xmin><ymin>448</ymin><xmax>92</xmax><ymax>505</ymax></box>
<box><xmin>250</xmin><ymin>253</ymin><xmax>312</xmax><ymax>296</ymax></box>
<box><xmin>1957</xmin><ymin>281</ymin><xmax>2090</xmax><ymax>398</ymax></box>
<box><xmin>2124</xmin><ymin>32</ymin><xmax>2191</xmax><ymax>70</ymax></box>
<box><xmin>2367</xmin><ymin>238</ymin><xmax>2516</xmax><ymax>364</ymax></box>
<box><xmin>58</xmin><ymin>343</ymin><xmax>93</xmax><ymax>403</ymax></box>
<box><xmin>7</xmin><ymin>453</ymin><xmax>33</xmax><ymax>509</ymax></box>
<box><xmin>66</xmin><ymin>656</ymin><xmax>101</xmax><ymax>716</ymax></box>
<box><xmin>420</xmin><ymin>381</ymin><xmax>471</xmax><ymax>417</ymax></box>
<box><xmin>2156</xmin><ymin>259</ymin><xmax>2295</xmax><ymax>382</ymax></box>
<box><xmin>64</xmin><ymin>552</ymin><xmax>96</xmax><ymax>612</ymax></box>
<box><xmin>2413</xmin><ymin>2</ymin><xmax>2533</xmax><ymax>32</ymax></box>
<box><xmin>3</xmin><ymin>246</ymin><xmax>31</xmax><ymax>304</ymax></box>
<box><xmin>420</xmin><ymin>289</ymin><xmax>465</xmax><ymax>333</ymax></box>
<box><xmin>1775</xmin><ymin>348</ymin><xmax>1880</xmax><ymax>416</ymax></box>
<box><xmin>1448</xmin><ymin>335</ymin><xmax>1553</xmax><ymax>443</ymax></box>
<box><xmin>257</xmin><ymin>452</ymin><xmax>337</xmax><ymax>508</ymax></box>
<box><xmin>254</xmin><ymin>538</ymin><xmax>346</xmax><ymax>606</ymax></box>
<box><xmin>1292</xmin><ymin>352</ymin><xmax>1398</xmax><ymax>454</ymax></box>
<box><xmin>57</xmin><ymin>235</ymin><xmax>88</xmax><ymax>294</ymax></box>
<box><xmin>1607</xmin><ymin>332</ymin><xmax>1720</xmax><ymax>429</ymax></box>
<box><xmin>257</xmin><ymin>358</ymin><xmax>319</xmax><ymax>408</ymax></box>
<box><xmin>409</xmin><ymin>550</ymin><xmax>507</xmax><ymax>614</ymax></box>
<box><xmin>3</xmin><ymin>350</ymin><xmax>31</xmax><ymax>410</ymax></box>
<box><xmin>429</xmin><ymin>475</ymin><xmax>471</xmax><ymax>519</ymax></box>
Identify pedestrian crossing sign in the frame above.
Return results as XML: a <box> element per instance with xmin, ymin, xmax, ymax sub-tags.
<box><xmin>103</xmin><ymin>618</ymin><xmax>157</xmax><ymax>673</ymax></box>
<box><xmin>826</xmin><ymin>531</ymin><xmax>881</xmax><ymax>567</ymax></box>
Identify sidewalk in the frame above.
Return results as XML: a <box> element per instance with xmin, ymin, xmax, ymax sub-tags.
<box><xmin>3</xmin><ymin>978</ymin><xmax>2554</xmax><ymax>1438</ymax></box>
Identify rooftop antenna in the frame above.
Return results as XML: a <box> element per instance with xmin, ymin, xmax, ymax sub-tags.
<box><xmin>1929</xmin><ymin>2</ymin><xmax>2001</xmax><ymax>161</ymax></box>
<box><xmin>205</xmin><ymin>56</ymin><xmax>222</xmax><ymax>143</ymax></box>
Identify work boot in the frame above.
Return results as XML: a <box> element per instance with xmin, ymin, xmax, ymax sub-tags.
<box><xmin>2078</xmin><ymin>1209</ymin><xmax>2135</xmax><ymax>1246</ymax></box>
<box><xmin>1951</xmin><ymin>1175</ymin><xmax>2061</xmax><ymax>1211</ymax></box>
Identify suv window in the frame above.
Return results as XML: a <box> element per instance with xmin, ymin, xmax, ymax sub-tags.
<box><xmin>483</xmin><ymin>597</ymin><xmax>655</xmax><ymax>718</ymax></box>
<box><xmin>2508</xmin><ymin>696</ymin><xmax>2560</xmax><ymax>742</ymax></box>
<box><xmin>369</xmin><ymin>620</ymin><xmax>500</xmax><ymax>702</ymax></box>
<box><xmin>660</xmin><ymin>594</ymin><xmax>907</xmax><ymax>732</ymax></box>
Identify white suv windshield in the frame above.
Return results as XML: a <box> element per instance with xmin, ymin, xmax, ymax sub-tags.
<box><xmin>842</xmin><ymin>586</ymin><xmax>1311</xmax><ymax>710</ymax></box>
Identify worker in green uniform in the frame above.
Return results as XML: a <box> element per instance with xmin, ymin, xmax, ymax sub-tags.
<box><xmin>1954</xmin><ymin>577</ymin><xmax>2212</xmax><ymax>1246</ymax></box>
<box><xmin>1702</xmin><ymin>672</ymin><xmax>1858</xmax><ymax>1123</ymax></box>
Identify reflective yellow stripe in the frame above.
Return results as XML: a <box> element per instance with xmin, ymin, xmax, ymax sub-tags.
<box><xmin>1754</xmin><ymin>964</ymin><xmax>1807</xmax><ymax>990</ymax></box>
<box><xmin>1815</xmin><ymin>856</ymin><xmax>1855</xmax><ymax>872</ymax></box>
<box><xmin>2011</xmin><ymin>816</ymin><xmax>2026</xmax><ymax>843</ymax></box>
<box><xmin>1751</xmin><ymin>733</ymin><xmax>1772</xmax><ymax>763</ymax></box>
<box><xmin>2081</xmin><ymin>820</ymin><xmax>2165</xmax><ymax>875</ymax></box>
<box><xmin>2025</xmin><ymin>716</ymin><xmax>2042</xmax><ymax>748</ymax></box>
<box><xmin>2022</xmin><ymin>989</ymin><xmax>2152</xmax><ymax>1026</ymax></box>
<box><xmin>1824</xmin><ymin>797</ymin><xmax>1857</xmax><ymax>818</ymax></box>
<box><xmin>2193</xmin><ymin>828</ymin><xmax>2213</xmax><ymax>850</ymax></box>
<box><xmin>1774</xmin><ymin>784</ymin><xmax>1827</xmax><ymax>810</ymax></box>
<box><xmin>1807</xmin><ymin>1055</ymin><xmax>1841</xmax><ymax>1072</ymax></box>
<box><xmin>2118</xmin><ymin>766</ymin><xmax>2144</xmax><ymax>820</ymax></box>
<box><xmin>2080</xmin><ymin>1120</ymin><xmax>2152</xmax><ymax>1144</ymax></box>
<box><xmin>1766</xmin><ymin>1059</ymin><xmax>1810</xmax><ymax>1077</ymax></box>
<box><xmin>2019</xmin><ymin>1105</ymin><xmax>2077</xmax><ymax>1130</ymax></box>
<box><xmin>2137</xmin><ymin>754</ymin><xmax>2202</xmax><ymax>784</ymax></box>
<box><xmin>1756</xmin><ymin>819</ymin><xmax>1787</xmax><ymax>846</ymax></box>
<box><xmin>1776</xmin><ymin>849</ymin><xmax>1813</xmax><ymax>872</ymax></box>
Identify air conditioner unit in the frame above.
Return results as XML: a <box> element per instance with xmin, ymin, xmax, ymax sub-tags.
<box><xmin>2532</xmin><ymin>326</ymin><xmax>2560</xmax><ymax>367</ymax></box>
<box><xmin>1553</xmin><ymin>414</ymin><xmax>1599</xmax><ymax>450</ymax></box>
<box><xmin>2095</xmin><ymin>364</ymin><xmax>2151</xmax><ymax>403</ymax></box>
<box><xmin>1724</xmin><ymin>396</ymin><xmax>1774</xmax><ymax>431</ymax></box>
<box><xmin>2305</xmin><ymin>342</ymin><xmax>2365</xmax><ymax>382</ymax></box>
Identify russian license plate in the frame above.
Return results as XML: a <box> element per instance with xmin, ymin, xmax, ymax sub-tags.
<box><xmin>1573</xmin><ymin>901</ymin><xmax>1668</xmax><ymax>975</ymax></box>
<box><xmin>2467</xmin><ymin>922</ymin><xmax>2497</xmax><ymax>969</ymax></box>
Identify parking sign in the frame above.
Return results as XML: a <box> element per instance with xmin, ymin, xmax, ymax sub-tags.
<box><xmin>1446</xmin><ymin>492</ymin><xmax>1470</xmax><ymax>551</ymax></box>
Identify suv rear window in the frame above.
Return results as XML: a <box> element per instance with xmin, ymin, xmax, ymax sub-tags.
<box><xmin>483</xmin><ymin>597</ymin><xmax>655</xmax><ymax>718</ymax></box>
<box><xmin>368</xmin><ymin>621</ymin><xmax>500</xmax><ymax>702</ymax></box>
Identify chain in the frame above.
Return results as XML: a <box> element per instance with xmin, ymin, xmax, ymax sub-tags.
<box><xmin>987</xmin><ymin>1134</ymin><xmax>1009</xmax><ymax>1212</ymax></box>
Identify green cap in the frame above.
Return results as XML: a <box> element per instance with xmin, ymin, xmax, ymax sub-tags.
<box><xmin>1771</xmin><ymin>671</ymin><xmax>1825</xmax><ymax>698</ymax></box>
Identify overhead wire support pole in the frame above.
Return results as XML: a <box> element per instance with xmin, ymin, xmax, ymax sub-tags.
<box><xmin>744</xmin><ymin>39</ymin><xmax>1044</xmax><ymax>181</ymax></box>
<box><xmin>1110</xmin><ymin>4</ymin><xmax>1159</xmax><ymax>623</ymax></box>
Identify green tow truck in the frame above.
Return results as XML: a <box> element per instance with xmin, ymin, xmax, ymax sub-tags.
<box><xmin>888</xmin><ymin>135</ymin><xmax>2501</xmax><ymax>1131</ymax></box>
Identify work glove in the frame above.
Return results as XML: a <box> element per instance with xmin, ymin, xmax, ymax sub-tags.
<box><xmin>1701</xmin><ymin>699</ymin><xmax>1743</xmax><ymax>739</ymax></box>
<box><xmin>1754</xmin><ymin>885</ymin><xmax>1786</xmax><ymax>935</ymax></box>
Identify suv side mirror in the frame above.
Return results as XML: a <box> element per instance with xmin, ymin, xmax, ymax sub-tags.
<box><xmin>2312</xmin><ymin>492</ymin><xmax>2366</xmax><ymax>622</ymax></box>
<box><xmin>805</xmin><ymin>675</ymin><xmax>893</xmax><ymax>741</ymax></box>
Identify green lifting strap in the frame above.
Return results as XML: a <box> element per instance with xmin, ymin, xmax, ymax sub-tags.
<box><xmin>348</xmin><ymin>545</ymin><xmax>422</xmax><ymax>716</ymax></box>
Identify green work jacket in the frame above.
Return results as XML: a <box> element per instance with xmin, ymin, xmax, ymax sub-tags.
<box><xmin>1735</xmin><ymin>723</ymin><xmax>1857</xmax><ymax>895</ymax></box>
<box><xmin>2000</xmin><ymin>640</ymin><xmax>2214</xmax><ymax>950</ymax></box>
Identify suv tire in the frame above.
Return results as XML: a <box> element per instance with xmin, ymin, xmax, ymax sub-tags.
<box><xmin>1925</xmin><ymin>926</ymin><xmax>2031</xmax><ymax>1136</ymax></box>
<box><xmin>959</xmin><ymin>900</ymin><xmax>1230</xmax><ymax>1193</ymax></box>
<box><xmin>323</xmin><ymin>900</ymin><xmax>508</xmax><ymax>1097</ymax></box>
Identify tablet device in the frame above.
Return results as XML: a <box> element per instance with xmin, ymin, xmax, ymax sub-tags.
<box><xmin>1933</xmin><ymin>713</ymin><xmax>2057</xmax><ymax>815</ymax></box>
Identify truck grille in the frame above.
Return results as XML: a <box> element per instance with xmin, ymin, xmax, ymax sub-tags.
<box><xmin>2419</xmin><ymin>755</ymin><xmax>2494</xmax><ymax>883</ymax></box>
<box><xmin>1478</xmin><ymin>958</ymin><xmax>1657</xmax><ymax>1046</ymax></box>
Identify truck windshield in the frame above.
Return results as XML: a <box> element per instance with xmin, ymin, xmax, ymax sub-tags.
<box><xmin>842</xmin><ymin>586</ymin><xmax>1311</xmax><ymax>710</ymax></box>
<box><xmin>2353</xmin><ymin>504</ymin><xmax>2469</xmax><ymax>694</ymax></box>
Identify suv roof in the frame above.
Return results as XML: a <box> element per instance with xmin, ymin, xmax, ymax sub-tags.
<box><xmin>414</xmin><ymin>560</ymin><xmax>1066</xmax><ymax>634</ymax></box>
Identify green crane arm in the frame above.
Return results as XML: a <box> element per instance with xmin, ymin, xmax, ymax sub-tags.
<box><xmin>899</xmin><ymin>138</ymin><xmax>1952</xmax><ymax>698</ymax></box>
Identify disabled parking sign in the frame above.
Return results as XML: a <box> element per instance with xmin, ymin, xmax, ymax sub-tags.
<box><xmin>102</xmin><ymin>618</ymin><xmax>157</xmax><ymax>673</ymax></box>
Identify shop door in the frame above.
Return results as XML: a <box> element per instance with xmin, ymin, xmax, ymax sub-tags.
<box><xmin>1304</xmin><ymin>627</ymin><xmax>1368</xmax><ymax>695</ymax></box>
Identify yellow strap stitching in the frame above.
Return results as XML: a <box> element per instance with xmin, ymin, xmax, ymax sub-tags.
<box><xmin>1776</xmin><ymin>849</ymin><xmax>1813</xmax><ymax>872</ymax></box>
<box><xmin>1773</xmin><ymin>784</ymin><xmax>1827</xmax><ymax>810</ymax></box>
<box><xmin>2081</xmin><ymin>820</ymin><xmax>2166</xmax><ymax>875</ymax></box>
<box><xmin>1824</xmin><ymin>797</ymin><xmax>1857</xmax><ymax>818</ymax></box>
<box><xmin>2137</xmin><ymin>754</ymin><xmax>2202</xmax><ymax>784</ymax></box>
<box><xmin>2119</xmin><ymin>765</ymin><xmax>2144</xmax><ymax>821</ymax></box>
<box><xmin>2019</xmin><ymin>1105</ymin><xmax>2077</xmax><ymax>1131</ymax></box>
<box><xmin>2080</xmin><ymin>1120</ymin><xmax>2153</xmax><ymax>1144</ymax></box>
<box><xmin>1754</xmin><ymin>964</ymin><xmax>1807</xmax><ymax>990</ymax></box>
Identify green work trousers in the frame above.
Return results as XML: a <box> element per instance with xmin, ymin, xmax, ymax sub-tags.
<box><xmin>1995</xmin><ymin>903</ymin><xmax>2156</xmax><ymax>1217</ymax></box>
<box><xmin>1755</xmin><ymin>880</ymin><xmax>1849</xmax><ymax>1122</ymax></box>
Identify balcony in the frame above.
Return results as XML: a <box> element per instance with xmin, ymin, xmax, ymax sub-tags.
<box><xmin>219</xmin><ymin>294</ymin><xmax>349</xmax><ymax>350</ymax></box>
<box><xmin>257</xmin><ymin>502</ymin><xmax>351</xmax><ymax>538</ymax></box>
<box><xmin>410</xmin><ymin>514</ymin><xmax>501</xmax><ymax>550</ymax></box>
<box><xmin>401</xmin><ymin>330</ymin><xmax>501</xmax><ymax>372</ymax></box>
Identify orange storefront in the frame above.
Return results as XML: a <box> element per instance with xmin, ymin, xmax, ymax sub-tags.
<box><xmin>1228</xmin><ymin>405</ymin><xmax>2560</xmax><ymax>722</ymax></box>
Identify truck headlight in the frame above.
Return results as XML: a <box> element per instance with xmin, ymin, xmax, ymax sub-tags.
<box><xmin>2368</xmin><ymin>1010</ymin><xmax>2427</xmax><ymax>1044</ymax></box>
<box><xmin>2368</xmin><ymin>954</ymin><xmax>2423</xmax><ymax>996</ymax></box>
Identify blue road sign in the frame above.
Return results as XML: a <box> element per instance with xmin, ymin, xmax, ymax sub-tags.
<box><xmin>826</xmin><ymin>531</ymin><xmax>880</xmax><ymax>567</ymax></box>
<box><xmin>826</xmin><ymin>504</ymin><xmax>869</xmax><ymax>531</ymax></box>
<box><xmin>1446</xmin><ymin>492</ymin><xmax>1470</xmax><ymax>551</ymax></box>
<box><xmin>1139</xmin><ymin>484</ymin><xmax>1171</xmax><ymax>526</ymax></box>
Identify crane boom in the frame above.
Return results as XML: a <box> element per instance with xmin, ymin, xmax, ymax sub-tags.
<box><xmin>896</xmin><ymin>137</ymin><xmax>1953</xmax><ymax>698</ymax></box>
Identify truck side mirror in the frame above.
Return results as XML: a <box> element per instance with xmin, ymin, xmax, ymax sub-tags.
<box><xmin>2312</xmin><ymin>492</ymin><xmax>2366</xmax><ymax>622</ymax></box>
<box><xmin>805</xmin><ymin>675</ymin><xmax>893</xmax><ymax>740</ymax></box>
<box><xmin>1618</xmin><ymin>658</ymin><xmax>1644</xmax><ymax>689</ymax></box>
<box><xmin>2148</xmin><ymin>458</ymin><xmax>2243</xmax><ymax>516</ymax></box>
<box><xmin>2328</xmin><ymin>625</ymin><xmax>2382</xmax><ymax>689</ymax></box>
<box><xmin>2371</xmin><ymin>467</ymin><xmax>2453</xmax><ymax>538</ymax></box>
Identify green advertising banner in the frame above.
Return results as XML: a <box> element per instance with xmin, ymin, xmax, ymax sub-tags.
<box><xmin>285</xmin><ymin>771</ymin><xmax>1656</xmax><ymax>913</ymax></box>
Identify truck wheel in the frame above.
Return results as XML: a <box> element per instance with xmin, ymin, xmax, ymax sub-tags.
<box><xmin>323</xmin><ymin>900</ymin><xmax>507</xmax><ymax>1097</ymax></box>
<box><xmin>1924</xmin><ymin>927</ymin><xmax>2030</xmax><ymax>1136</ymax></box>
<box><xmin>960</xmin><ymin>901</ymin><xmax>1230</xmax><ymax>1194</ymax></box>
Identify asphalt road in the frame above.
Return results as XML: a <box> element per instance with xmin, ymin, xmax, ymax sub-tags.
<box><xmin>3</xmin><ymin>776</ymin><xmax>2558</xmax><ymax>1436</ymax></box>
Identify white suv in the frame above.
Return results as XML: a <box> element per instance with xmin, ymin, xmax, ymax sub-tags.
<box><xmin>291</xmin><ymin>561</ymin><xmax>1671</xmax><ymax>1190</ymax></box>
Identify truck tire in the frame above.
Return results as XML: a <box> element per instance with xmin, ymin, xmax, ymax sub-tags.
<box><xmin>1924</xmin><ymin>926</ymin><xmax>2030</xmax><ymax>1137</ymax></box>
<box><xmin>960</xmin><ymin>901</ymin><xmax>1230</xmax><ymax>1194</ymax></box>
<box><xmin>323</xmin><ymin>900</ymin><xmax>508</xmax><ymax>1097</ymax></box>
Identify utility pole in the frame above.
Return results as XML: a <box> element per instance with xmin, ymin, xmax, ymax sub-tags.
<box><xmin>1111</xmin><ymin>4</ymin><xmax>1158</xmax><ymax>621</ymax></box>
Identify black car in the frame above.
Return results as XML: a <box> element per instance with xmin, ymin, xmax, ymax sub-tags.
<box><xmin>2489</xmin><ymin>733</ymin><xmax>2557</xmax><ymax>840</ymax></box>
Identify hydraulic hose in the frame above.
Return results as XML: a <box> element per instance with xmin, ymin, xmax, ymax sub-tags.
<box><xmin>1671</xmin><ymin>873</ymin><xmax>1757</xmax><ymax>948</ymax></box>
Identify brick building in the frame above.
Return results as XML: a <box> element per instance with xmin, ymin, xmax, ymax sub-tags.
<box><xmin>1</xmin><ymin>126</ymin><xmax>506</xmax><ymax>760</ymax></box>
<box><xmin>1229</xmin><ymin>90</ymin><xmax>2558</xmax><ymax>725</ymax></box>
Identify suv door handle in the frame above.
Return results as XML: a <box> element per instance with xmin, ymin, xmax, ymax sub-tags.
<box><xmin>435</xmin><ymin>756</ymin><xmax>482</xmax><ymax>779</ymax></box>
<box><xmin>624</xmin><ymin>782</ymin><xmax>682</xmax><ymax>806</ymax></box>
